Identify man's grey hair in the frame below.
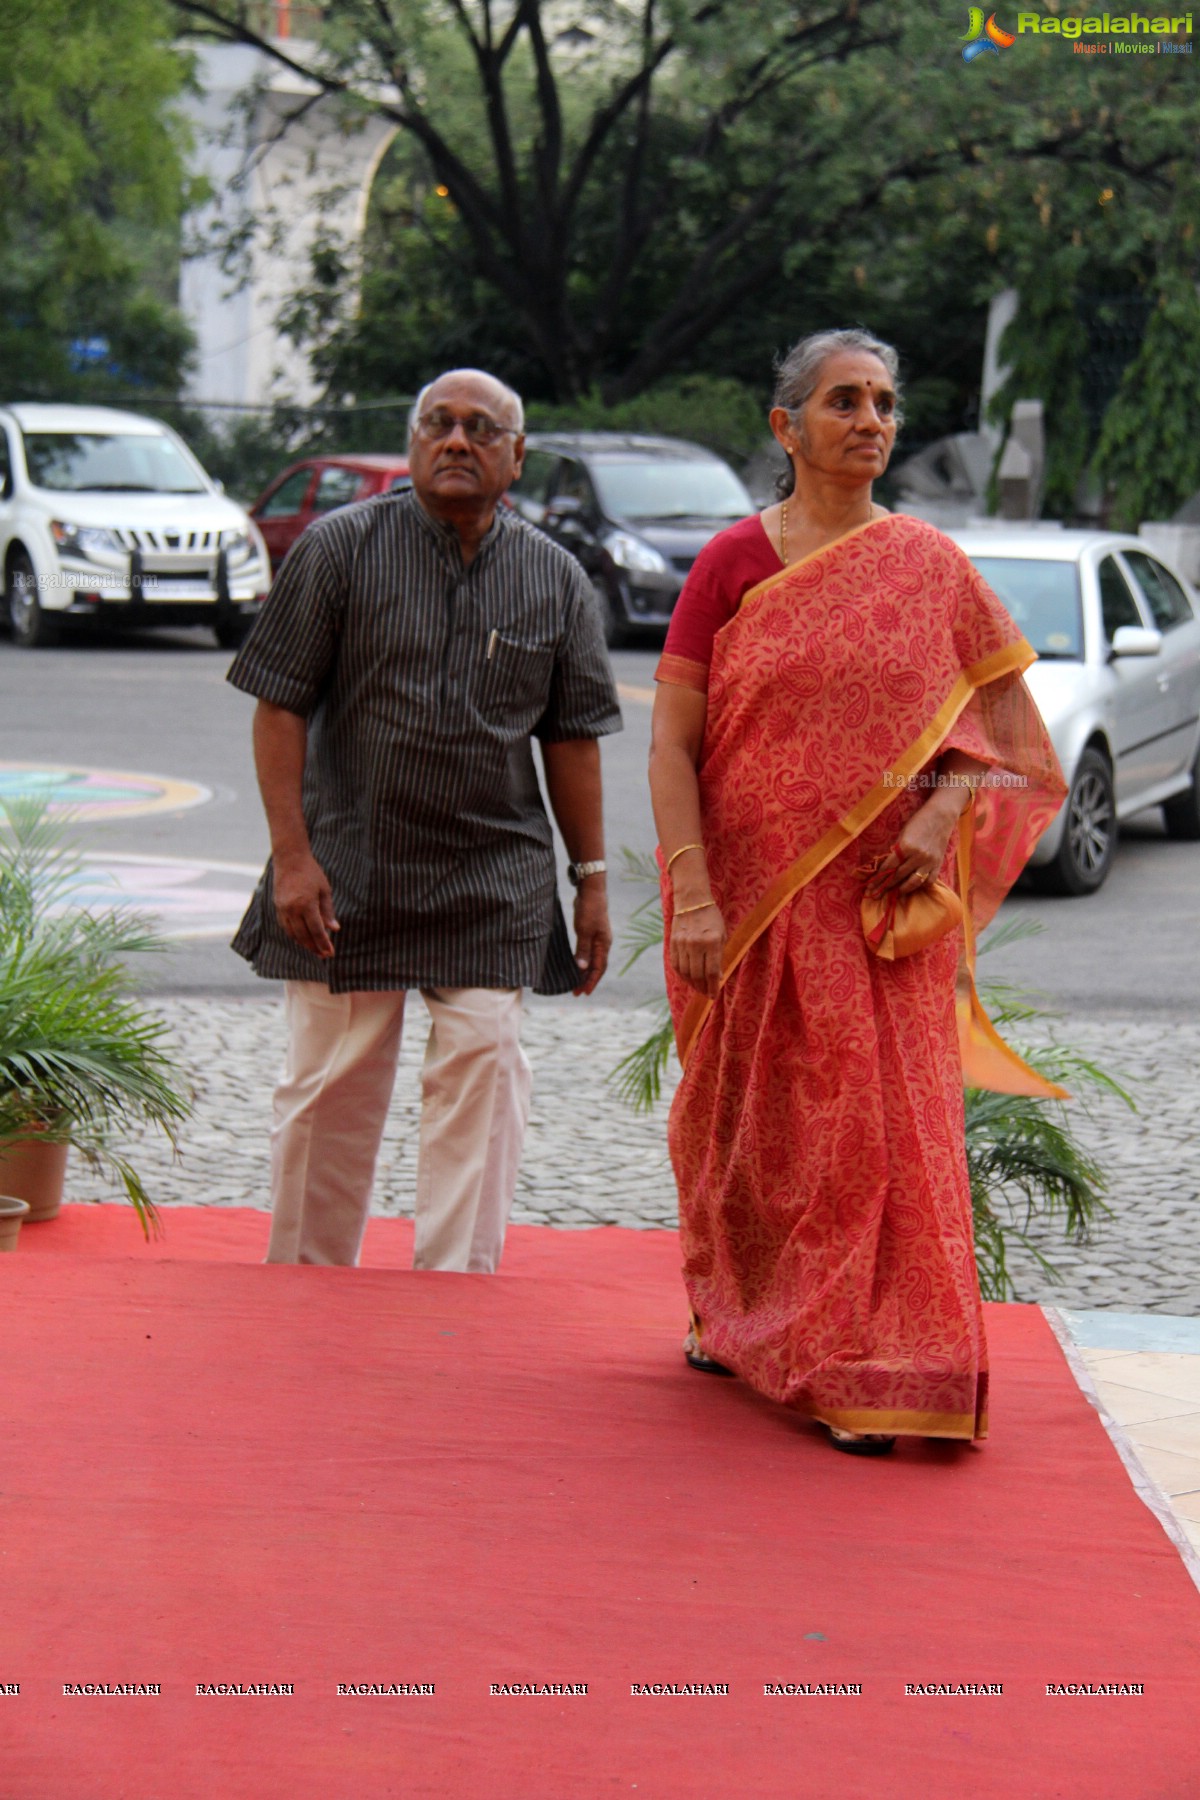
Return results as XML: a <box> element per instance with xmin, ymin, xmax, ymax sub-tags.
<box><xmin>408</xmin><ymin>369</ymin><xmax>526</xmax><ymax>443</ymax></box>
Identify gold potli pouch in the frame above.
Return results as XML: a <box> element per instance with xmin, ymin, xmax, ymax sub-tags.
<box><xmin>860</xmin><ymin>857</ymin><xmax>963</xmax><ymax>961</ymax></box>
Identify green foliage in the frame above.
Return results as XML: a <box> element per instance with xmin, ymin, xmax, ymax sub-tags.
<box><xmin>963</xmin><ymin>964</ymin><xmax>1130</xmax><ymax>1300</ymax></box>
<box><xmin>0</xmin><ymin>0</ymin><xmax>196</xmax><ymax>399</ymax></box>
<box><xmin>134</xmin><ymin>398</ymin><xmax>417</xmax><ymax>508</ymax></box>
<box><xmin>965</xmin><ymin>1071</ymin><xmax>1114</xmax><ymax>1303</ymax></box>
<box><xmin>609</xmin><ymin>851</ymin><xmax>677</xmax><ymax>1112</ymax></box>
<box><xmin>177</xmin><ymin>0</ymin><xmax>1195</xmax><ymax>511</ymax></box>
<box><xmin>976</xmin><ymin>63</ymin><xmax>1199</xmax><ymax>520</ymax></box>
<box><xmin>0</xmin><ymin>800</ymin><xmax>192</xmax><ymax>1234</ymax></box>
<box><xmin>608</xmin><ymin>857</ymin><xmax>1131</xmax><ymax>1297</ymax></box>
<box><xmin>162</xmin><ymin>375</ymin><xmax>764</xmax><ymax>510</ymax></box>
<box><xmin>1095</xmin><ymin>270</ymin><xmax>1200</xmax><ymax>529</ymax></box>
<box><xmin>609</xmin><ymin>1013</ymin><xmax>677</xmax><ymax>1115</ymax></box>
<box><xmin>172</xmin><ymin>409</ymin><xmax>309</xmax><ymax>508</ymax></box>
<box><xmin>987</xmin><ymin>251</ymin><xmax>1094</xmax><ymax>519</ymax></box>
<box><xmin>614</xmin><ymin>850</ymin><xmax>672</xmax><ymax>977</ymax></box>
<box><xmin>527</xmin><ymin>378</ymin><xmax>766</xmax><ymax>471</ymax></box>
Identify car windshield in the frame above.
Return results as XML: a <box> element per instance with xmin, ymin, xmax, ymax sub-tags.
<box><xmin>968</xmin><ymin>557</ymin><xmax>1084</xmax><ymax>660</ymax></box>
<box><xmin>589</xmin><ymin>459</ymin><xmax>751</xmax><ymax>523</ymax></box>
<box><xmin>21</xmin><ymin>431</ymin><xmax>207</xmax><ymax>495</ymax></box>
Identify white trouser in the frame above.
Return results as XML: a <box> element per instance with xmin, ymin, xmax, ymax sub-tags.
<box><xmin>267</xmin><ymin>981</ymin><xmax>532</xmax><ymax>1271</ymax></box>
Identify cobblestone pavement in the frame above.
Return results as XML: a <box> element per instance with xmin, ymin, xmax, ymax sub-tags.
<box><xmin>66</xmin><ymin>996</ymin><xmax>1200</xmax><ymax>1316</ymax></box>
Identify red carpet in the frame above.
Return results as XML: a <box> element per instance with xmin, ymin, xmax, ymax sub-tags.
<box><xmin>3</xmin><ymin>1206</ymin><xmax>1198</xmax><ymax>1799</ymax></box>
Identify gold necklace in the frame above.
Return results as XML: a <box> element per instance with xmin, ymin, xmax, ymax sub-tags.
<box><xmin>783</xmin><ymin>496</ymin><xmax>877</xmax><ymax>565</ymax></box>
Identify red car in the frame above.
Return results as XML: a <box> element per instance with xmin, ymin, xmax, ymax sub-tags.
<box><xmin>249</xmin><ymin>454</ymin><xmax>411</xmax><ymax>568</ymax></box>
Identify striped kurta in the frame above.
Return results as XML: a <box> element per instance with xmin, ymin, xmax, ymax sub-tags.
<box><xmin>228</xmin><ymin>491</ymin><xmax>622</xmax><ymax>994</ymax></box>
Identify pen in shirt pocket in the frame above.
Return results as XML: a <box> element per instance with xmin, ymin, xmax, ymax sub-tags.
<box><xmin>486</xmin><ymin>628</ymin><xmax>499</xmax><ymax>660</ymax></box>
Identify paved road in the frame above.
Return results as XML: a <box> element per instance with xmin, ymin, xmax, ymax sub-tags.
<box><xmin>5</xmin><ymin>626</ymin><xmax>1200</xmax><ymax>1315</ymax></box>
<box><xmin>0</xmin><ymin>630</ymin><xmax>662</xmax><ymax>1001</ymax></box>
<box><xmin>3</xmin><ymin>629</ymin><xmax>1199</xmax><ymax>1012</ymax></box>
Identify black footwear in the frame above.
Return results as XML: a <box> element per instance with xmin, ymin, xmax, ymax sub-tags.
<box><xmin>682</xmin><ymin>1329</ymin><xmax>735</xmax><ymax>1377</ymax></box>
<box><xmin>826</xmin><ymin>1425</ymin><xmax>897</xmax><ymax>1456</ymax></box>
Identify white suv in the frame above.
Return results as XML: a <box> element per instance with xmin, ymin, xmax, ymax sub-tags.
<box><xmin>0</xmin><ymin>403</ymin><xmax>270</xmax><ymax>648</ymax></box>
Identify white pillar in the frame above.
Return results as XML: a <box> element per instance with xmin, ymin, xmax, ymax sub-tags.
<box><xmin>980</xmin><ymin>288</ymin><xmax>1019</xmax><ymax>453</ymax></box>
<box><xmin>178</xmin><ymin>42</ymin><xmax>396</xmax><ymax>410</ymax></box>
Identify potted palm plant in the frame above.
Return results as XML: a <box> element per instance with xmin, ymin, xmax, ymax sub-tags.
<box><xmin>0</xmin><ymin>1194</ymin><xmax>30</xmax><ymax>1251</ymax></box>
<box><xmin>0</xmin><ymin>798</ymin><xmax>191</xmax><ymax>1235</ymax></box>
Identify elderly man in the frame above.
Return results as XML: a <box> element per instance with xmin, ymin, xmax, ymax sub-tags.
<box><xmin>228</xmin><ymin>368</ymin><xmax>621</xmax><ymax>1271</ymax></box>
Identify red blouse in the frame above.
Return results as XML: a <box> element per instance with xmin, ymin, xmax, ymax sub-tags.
<box><xmin>657</xmin><ymin>510</ymin><xmax>1007</xmax><ymax>779</ymax></box>
<box><xmin>656</xmin><ymin>514</ymin><xmax>781</xmax><ymax>692</ymax></box>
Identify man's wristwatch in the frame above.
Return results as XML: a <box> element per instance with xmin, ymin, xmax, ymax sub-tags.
<box><xmin>567</xmin><ymin>859</ymin><xmax>606</xmax><ymax>886</ymax></box>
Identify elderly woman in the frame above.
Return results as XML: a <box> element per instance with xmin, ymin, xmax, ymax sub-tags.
<box><xmin>648</xmin><ymin>329</ymin><xmax>1065</xmax><ymax>1454</ymax></box>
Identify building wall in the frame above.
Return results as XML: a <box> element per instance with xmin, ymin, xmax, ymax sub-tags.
<box><xmin>178</xmin><ymin>42</ymin><xmax>395</xmax><ymax>410</ymax></box>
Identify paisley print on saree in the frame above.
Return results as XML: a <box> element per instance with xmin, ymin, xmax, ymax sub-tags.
<box><xmin>660</xmin><ymin>514</ymin><xmax>1066</xmax><ymax>1440</ymax></box>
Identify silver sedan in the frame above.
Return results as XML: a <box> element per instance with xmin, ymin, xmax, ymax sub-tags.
<box><xmin>953</xmin><ymin>529</ymin><xmax>1200</xmax><ymax>894</ymax></box>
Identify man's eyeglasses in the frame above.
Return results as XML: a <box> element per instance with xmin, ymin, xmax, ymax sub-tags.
<box><xmin>416</xmin><ymin>409</ymin><xmax>521</xmax><ymax>446</ymax></box>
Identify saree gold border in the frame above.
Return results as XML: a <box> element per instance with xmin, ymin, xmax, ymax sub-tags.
<box><xmin>810</xmin><ymin>1406</ymin><xmax>984</xmax><ymax>1441</ymax></box>
<box><xmin>735</xmin><ymin>512</ymin><xmax>893</xmax><ymax>622</ymax></box>
<box><xmin>677</xmin><ymin>639</ymin><xmax>1036</xmax><ymax>1068</ymax></box>
<box><xmin>955</xmin><ymin>802</ymin><xmax>1069</xmax><ymax>1100</ymax></box>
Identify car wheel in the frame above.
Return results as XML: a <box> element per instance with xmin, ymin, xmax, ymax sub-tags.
<box><xmin>1028</xmin><ymin>747</ymin><xmax>1116</xmax><ymax>895</ymax></box>
<box><xmin>7</xmin><ymin>549</ymin><xmax>57</xmax><ymax>648</ymax></box>
<box><xmin>1162</xmin><ymin>743</ymin><xmax>1200</xmax><ymax>841</ymax></box>
<box><xmin>213</xmin><ymin>613</ymin><xmax>252</xmax><ymax>651</ymax></box>
<box><xmin>594</xmin><ymin>575</ymin><xmax>632</xmax><ymax>650</ymax></box>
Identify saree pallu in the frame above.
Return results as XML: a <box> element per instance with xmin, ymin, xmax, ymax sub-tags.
<box><xmin>663</xmin><ymin>514</ymin><xmax>1066</xmax><ymax>1440</ymax></box>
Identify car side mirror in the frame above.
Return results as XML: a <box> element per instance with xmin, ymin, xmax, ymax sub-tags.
<box><xmin>1110</xmin><ymin>625</ymin><xmax>1162</xmax><ymax>659</ymax></box>
<box><xmin>543</xmin><ymin>495</ymin><xmax>587</xmax><ymax>530</ymax></box>
<box><xmin>212</xmin><ymin>478</ymin><xmax>225</xmax><ymax>495</ymax></box>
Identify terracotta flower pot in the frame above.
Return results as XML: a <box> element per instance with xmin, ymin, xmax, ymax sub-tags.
<box><xmin>0</xmin><ymin>1194</ymin><xmax>31</xmax><ymax>1252</ymax></box>
<box><xmin>0</xmin><ymin>1138</ymin><xmax>70</xmax><ymax>1222</ymax></box>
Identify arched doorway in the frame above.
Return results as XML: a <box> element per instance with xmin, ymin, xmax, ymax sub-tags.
<box><xmin>178</xmin><ymin>40</ymin><xmax>396</xmax><ymax>408</ymax></box>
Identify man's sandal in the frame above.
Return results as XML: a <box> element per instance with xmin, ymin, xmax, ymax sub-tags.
<box><xmin>825</xmin><ymin>1425</ymin><xmax>897</xmax><ymax>1456</ymax></box>
<box><xmin>682</xmin><ymin>1329</ymin><xmax>735</xmax><ymax>1377</ymax></box>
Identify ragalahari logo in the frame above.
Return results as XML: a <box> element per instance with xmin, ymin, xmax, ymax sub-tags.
<box><xmin>961</xmin><ymin>7</ymin><xmax>1018</xmax><ymax>56</ymax></box>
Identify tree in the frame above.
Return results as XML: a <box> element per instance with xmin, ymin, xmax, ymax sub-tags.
<box><xmin>1094</xmin><ymin>268</ymin><xmax>1200</xmax><ymax>528</ymax></box>
<box><xmin>0</xmin><ymin>0</ymin><xmax>196</xmax><ymax>399</ymax></box>
<box><xmin>176</xmin><ymin>0</ymin><xmax>917</xmax><ymax>402</ymax></box>
<box><xmin>173</xmin><ymin>0</ymin><xmax>1195</xmax><ymax>482</ymax></box>
<box><xmin>977</xmin><ymin>67</ymin><xmax>1199</xmax><ymax>519</ymax></box>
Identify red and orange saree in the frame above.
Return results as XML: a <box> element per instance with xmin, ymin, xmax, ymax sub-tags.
<box><xmin>661</xmin><ymin>514</ymin><xmax>1066</xmax><ymax>1441</ymax></box>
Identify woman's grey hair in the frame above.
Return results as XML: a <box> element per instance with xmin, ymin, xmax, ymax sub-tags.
<box><xmin>772</xmin><ymin>329</ymin><xmax>903</xmax><ymax>497</ymax></box>
<box><xmin>408</xmin><ymin>370</ymin><xmax>525</xmax><ymax>443</ymax></box>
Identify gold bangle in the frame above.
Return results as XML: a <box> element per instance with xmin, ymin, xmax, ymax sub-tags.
<box><xmin>666</xmin><ymin>842</ymin><xmax>705</xmax><ymax>874</ymax></box>
<box><xmin>674</xmin><ymin>899</ymin><xmax>718</xmax><ymax>916</ymax></box>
